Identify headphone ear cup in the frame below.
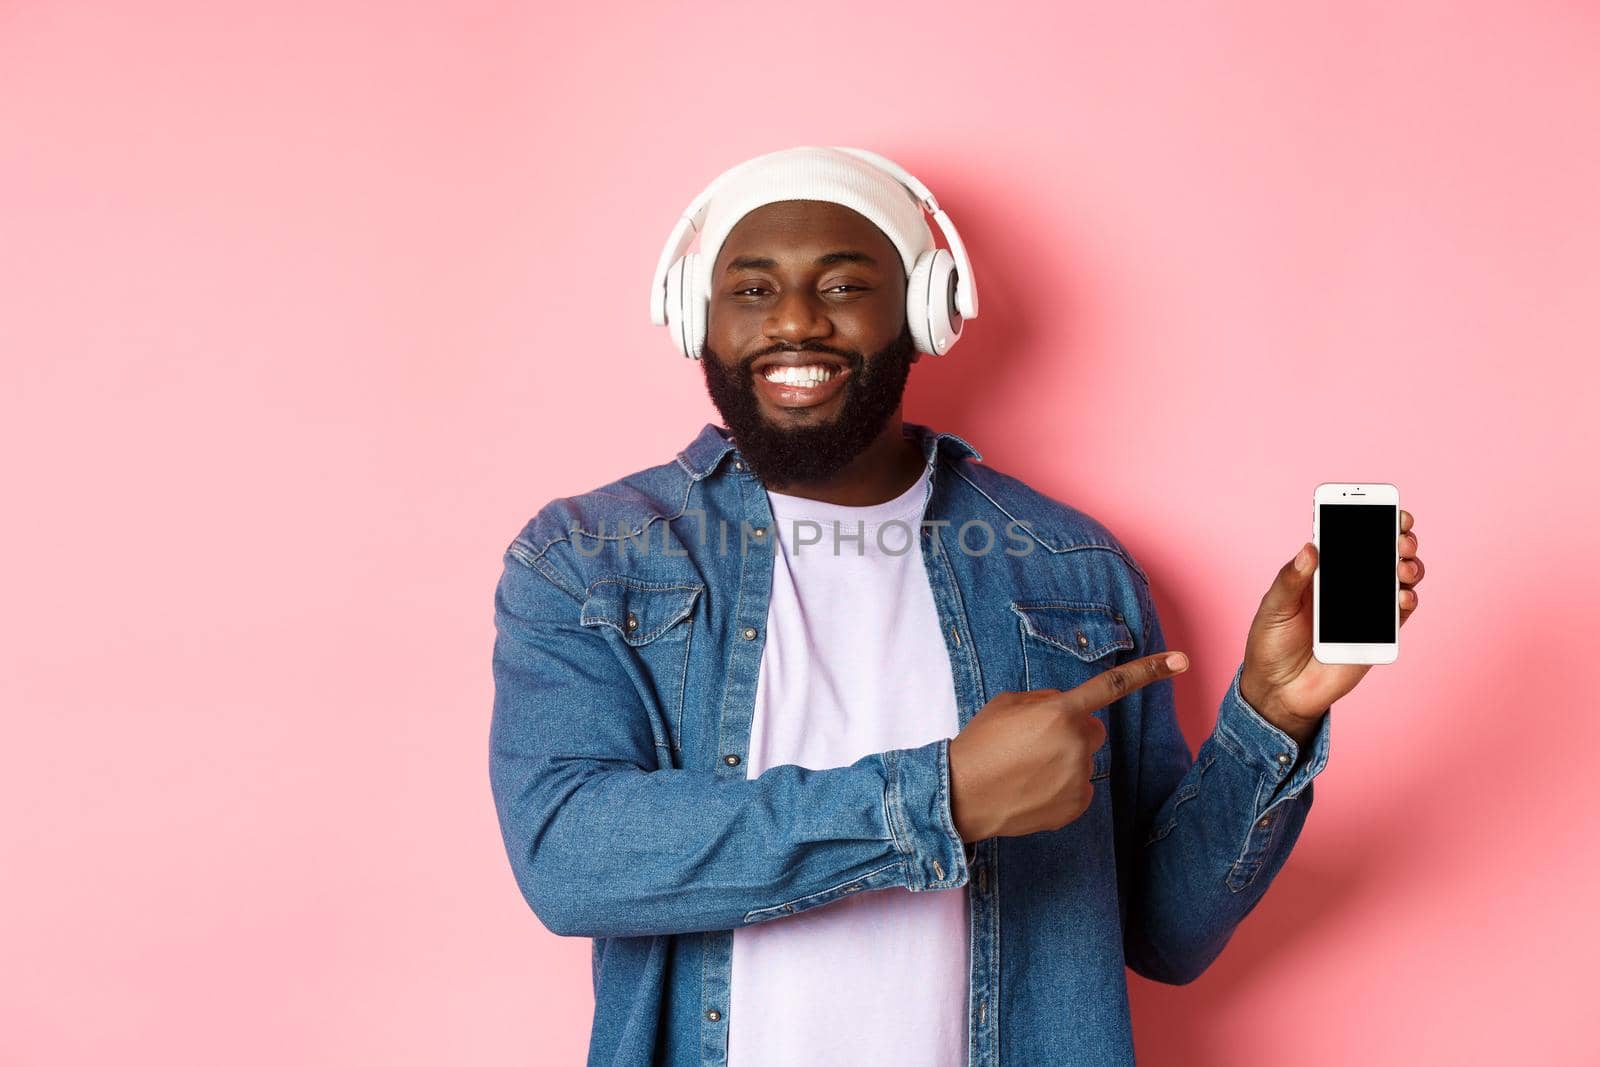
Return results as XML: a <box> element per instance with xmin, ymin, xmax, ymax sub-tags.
<box><xmin>905</xmin><ymin>248</ymin><xmax>962</xmax><ymax>356</ymax></box>
<box><xmin>663</xmin><ymin>253</ymin><xmax>709</xmax><ymax>359</ymax></box>
<box><xmin>682</xmin><ymin>251</ymin><xmax>708</xmax><ymax>360</ymax></box>
<box><xmin>659</xmin><ymin>254</ymin><xmax>697</xmax><ymax>358</ymax></box>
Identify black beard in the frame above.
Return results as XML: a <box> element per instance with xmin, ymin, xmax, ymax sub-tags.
<box><xmin>700</xmin><ymin>323</ymin><xmax>917</xmax><ymax>489</ymax></box>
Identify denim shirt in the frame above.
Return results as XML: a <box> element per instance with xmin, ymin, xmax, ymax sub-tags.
<box><xmin>489</xmin><ymin>420</ymin><xmax>1332</xmax><ymax>1067</ymax></box>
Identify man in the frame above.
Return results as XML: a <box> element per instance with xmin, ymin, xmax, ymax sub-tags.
<box><xmin>488</xmin><ymin>146</ymin><xmax>1427</xmax><ymax>1066</ymax></box>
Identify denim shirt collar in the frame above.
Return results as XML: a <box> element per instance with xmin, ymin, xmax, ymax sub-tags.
<box><xmin>675</xmin><ymin>420</ymin><xmax>983</xmax><ymax>482</ymax></box>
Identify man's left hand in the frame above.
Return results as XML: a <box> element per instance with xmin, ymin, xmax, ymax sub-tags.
<box><xmin>1239</xmin><ymin>509</ymin><xmax>1426</xmax><ymax>749</ymax></box>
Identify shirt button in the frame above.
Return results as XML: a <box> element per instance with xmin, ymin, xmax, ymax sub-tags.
<box><xmin>706</xmin><ymin>1009</ymin><xmax>722</xmax><ymax>1022</ymax></box>
<box><xmin>1276</xmin><ymin>752</ymin><xmax>1292</xmax><ymax>765</ymax></box>
<box><xmin>1076</xmin><ymin>632</ymin><xmax>1089</xmax><ymax>647</ymax></box>
<box><xmin>742</xmin><ymin>626</ymin><xmax>758</xmax><ymax>640</ymax></box>
<box><xmin>1259</xmin><ymin>816</ymin><xmax>1273</xmax><ymax>828</ymax></box>
<box><xmin>624</xmin><ymin>612</ymin><xmax>638</xmax><ymax>632</ymax></box>
<box><xmin>732</xmin><ymin>460</ymin><xmax>744</xmax><ymax>471</ymax></box>
<box><xmin>1114</xmin><ymin>612</ymin><xmax>1124</xmax><ymax>622</ymax></box>
<box><xmin>723</xmin><ymin>753</ymin><xmax>741</xmax><ymax>766</ymax></box>
<box><xmin>752</xmin><ymin>527</ymin><xmax>766</xmax><ymax>539</ymax></box>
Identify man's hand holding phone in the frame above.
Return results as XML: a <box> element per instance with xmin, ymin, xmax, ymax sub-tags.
<box><xmin>1240</xmin><ymin>507</ymin><xmax>1426</xmax><ymax>749</ymax></box>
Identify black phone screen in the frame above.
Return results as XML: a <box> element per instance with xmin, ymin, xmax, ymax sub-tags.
<box><xmin>1318</xmin><ymin>503</ymin><xmax>1396</xmax><ymax>643</ymax></box>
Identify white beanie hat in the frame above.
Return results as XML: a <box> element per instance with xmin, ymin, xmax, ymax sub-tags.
<box><xmin>692</xmin><ymin>145</ymin><xmax>936</xmax><ymax>301</ymax></box>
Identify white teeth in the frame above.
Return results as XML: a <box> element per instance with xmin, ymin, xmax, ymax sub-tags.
<box><xmin>763</xmin><ymin>364</ymin><xmax>838</xmax><ymax>387</ymax></box>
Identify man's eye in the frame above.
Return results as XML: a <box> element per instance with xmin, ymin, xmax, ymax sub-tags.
<box><xmin>731</xmin><ymin>285</ymin><xmax>863</xmax><ymax>297</ymax></box>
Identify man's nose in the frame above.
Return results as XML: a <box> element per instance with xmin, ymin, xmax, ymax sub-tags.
<box><xmin>764</xmin><ymin>288</ymin><xmax>833</xmax><ymax>344</ymax></box>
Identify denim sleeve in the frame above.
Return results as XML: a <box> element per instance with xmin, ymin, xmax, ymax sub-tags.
<box><xmin>488</xmin><ymin>549</ymin><xmax>971</xmax><ymax>939</ymax></box>
<box><xmin>1118</xmin><ymin>577</ymin><xmax>1331</xmax><ymax>985</ymax></box>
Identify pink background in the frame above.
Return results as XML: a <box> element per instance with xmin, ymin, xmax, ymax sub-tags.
<box><xmin>3</xmin><ymin>3</ymin><xmax>1597</xmax><ymax>1064</ymax></box>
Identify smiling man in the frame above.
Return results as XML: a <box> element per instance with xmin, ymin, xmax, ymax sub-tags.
<box><xmin>697</xmin><ymin>197</ymin><xmax>927</xmax><ymax>501</ymax></box>
<box><xmin>488</xmin><ymin>145</ymin><xmax>1427</xmax><ymax>1066</ymax></box>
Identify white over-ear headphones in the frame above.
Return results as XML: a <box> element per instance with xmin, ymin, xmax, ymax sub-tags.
<box><xmin>647</xmin><ymin>146</ymin><xmax>979</xmax><ymax>360</ymax></box>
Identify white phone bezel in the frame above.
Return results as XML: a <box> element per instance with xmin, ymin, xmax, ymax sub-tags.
<box><xmin>1312</xmin><ymin>482</ymin><xmax>1400</xmax><ymax>664</ymax></box>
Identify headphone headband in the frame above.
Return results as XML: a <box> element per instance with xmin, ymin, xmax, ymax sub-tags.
<box><xmin>648</xmin><ymin>147</ymin><xmax>977</xmax><ymax>325</ymax></box>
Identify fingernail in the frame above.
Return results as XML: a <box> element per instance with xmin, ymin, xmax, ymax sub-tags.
<box><xmin>1294</xmin><ymin>546</ymin><xmax>1311</xmax><ymax>572</ymax></box>
<box><xmin>1165</xmin><ymin>653</ymin><xmax>1188</xmax><ymax>671</ymax></box>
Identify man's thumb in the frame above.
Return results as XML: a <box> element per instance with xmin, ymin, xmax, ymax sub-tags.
<box><xmin>1261</xmin><ymin>542</ymin><xmax>1315</xmax><ymax>618</ymax></box>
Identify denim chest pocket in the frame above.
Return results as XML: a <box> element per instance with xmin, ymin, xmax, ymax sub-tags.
<box><xmin>1009</xmin><ymin>600</ymin><xmax>1136</xmax><ymax>781</ymax></box>
<box><xmin>581</xmin><ymin>578</ymin><xmax>703</xmax><ymax>755</ymax></box>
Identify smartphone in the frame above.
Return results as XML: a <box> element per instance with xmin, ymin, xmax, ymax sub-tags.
<box><xmin>1312</xmin><ymin>483</ymin><xmax>1399</xmax><ymax>664</ymax></box>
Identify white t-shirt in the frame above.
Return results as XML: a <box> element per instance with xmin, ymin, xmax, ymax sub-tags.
<box><xmin>728</xmin><ymin>463</ymin><xmax>970</xmax><ymax>1067</ymax></box>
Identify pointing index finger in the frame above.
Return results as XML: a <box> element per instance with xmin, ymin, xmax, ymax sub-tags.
<box><xmin>1064</xmin><ymin>651</ymin><xmax>1189</xmax><ymax>714</ymax></box>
